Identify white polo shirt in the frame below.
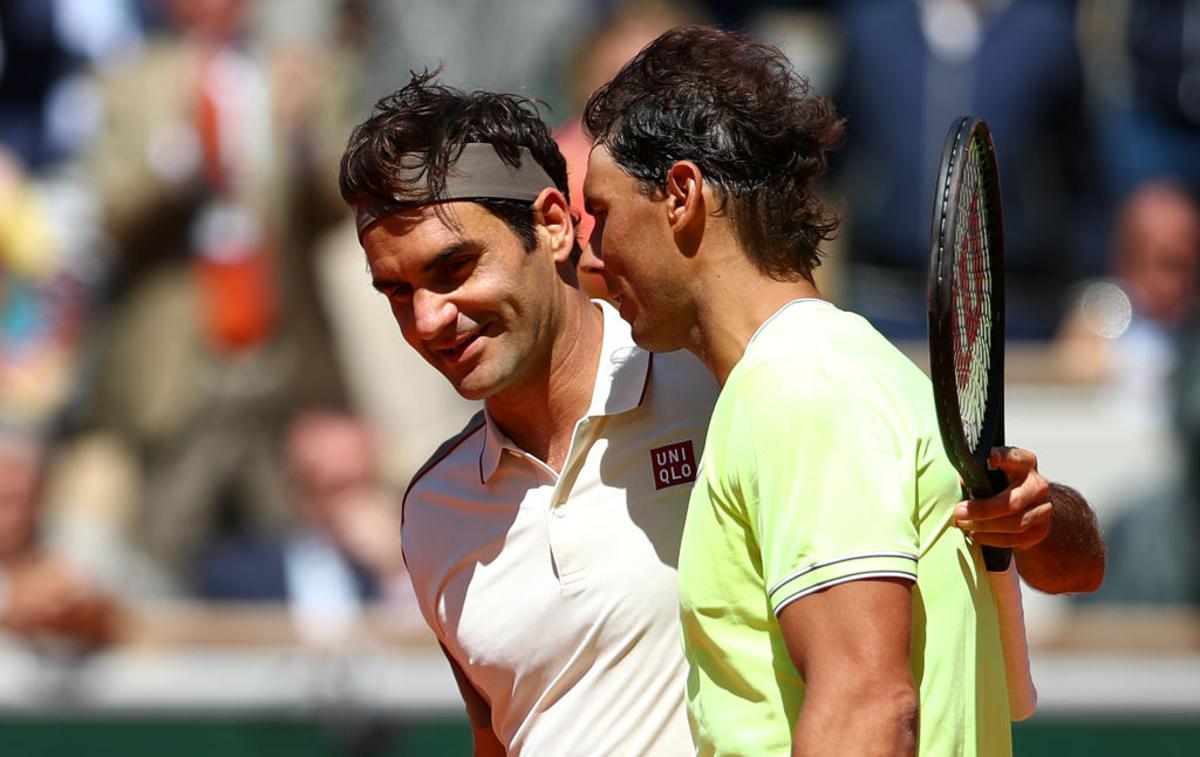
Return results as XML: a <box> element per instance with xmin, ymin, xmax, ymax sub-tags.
<box><xmin>401</xmin><ymin>300</ymin><xmax>719</xmax><ymax>756</ymax></box>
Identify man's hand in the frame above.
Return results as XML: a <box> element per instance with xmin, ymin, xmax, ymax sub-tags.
<box><xmin>0</xmin><ymin>553</ymin><xmax>122</xmax><ymax>645</ymax></box>
<box><xmin>953</xmin><ymin>447</ymin><xmax>1051</xmax><ymax>550</ymax></box>
<box><xmin>954</xmin><ymin>447</ymin><xmax>1106</xmax><ymax>594</ymax></box>
<box><xmin>327</xmin><ymin>489</ymin><xmax>407</xmax><ymax>582</ymax></box>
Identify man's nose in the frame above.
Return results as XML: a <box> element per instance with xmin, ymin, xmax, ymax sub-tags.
<box><xmin>579</xmin><ymin>241</ymin><xmax>605</xmax><ymax>274</ymax></box>
<box><xmin>411</xmin><ymin>289</ymin><xmax>457</xmax><ymax>340</ymax></box>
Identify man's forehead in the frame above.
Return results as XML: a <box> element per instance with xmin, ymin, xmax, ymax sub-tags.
<box><xmin>360</xmin><ymin>201</ymin><xmax>494</xmax><ymax>248</ymax></box>
<box><xmin>583</xmin><ymin>145</ymin><xmax>621</xmax><ymax>199</ymax></box>
<box><xmin>585</xmin><ymin>144</ymin><xmax>614</xmax><ymax>179</ymax></box>
<box><xmin>360</xmin><ymin>204</ymin><xmax>471</xmax><ymax>266</ymax></box>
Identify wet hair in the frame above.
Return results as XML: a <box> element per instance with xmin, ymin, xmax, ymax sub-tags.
<box><xmin>584</xmin><ymin>25</ymin><xmax>844</xmax><ymax>281</ymax></box>
<box><xmin>340</xmin><ymin>70</ymin><xmax>579</xmax><ymax>260</ymax></box>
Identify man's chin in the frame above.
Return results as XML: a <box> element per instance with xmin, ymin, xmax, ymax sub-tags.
<box><xmin>446</xmin><ymin>368</ymin><xmax>506</xmax><ymax>402</ymax></box>
<box><xmin>452</xmin><ymin>382</ymin><xmax>493</xmax><ymax>402</ymax></box>
<box><xmin>630</xmin><ymin>319</ymin><xmax>678</xmax><ymax>353</ymax></box>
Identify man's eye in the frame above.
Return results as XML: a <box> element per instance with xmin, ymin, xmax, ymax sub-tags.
<box><xmin>381</xmin><ymin>285</ymin><xmax>412</xmax><ymax>301</ymax></box>
<box><xmin>439</xmin><ymin>257</ymin><xmax>475</xmax><ymax>281</ymax></box>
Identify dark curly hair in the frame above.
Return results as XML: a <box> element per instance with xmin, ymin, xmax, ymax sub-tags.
<box><xmin>583</xmin><ymin>25</ymin><xmax>843</xmax><ymax>281</ymax></box>
<box><xmin>340</xmin><ymin>70</ymin><xmax>578</xmax><ymax>260</ymax></box>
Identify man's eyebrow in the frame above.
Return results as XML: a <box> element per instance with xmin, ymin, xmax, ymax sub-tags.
<box><xmin>423</xmin><ymin>241</ymin><xmax>478</xmax><ymax>273</ymax></box>
<box><xmin>371</xmin><ymin>240</ymin><xmax>480</xmax><ymax>291</ymax></box>
<box><xmin>370</xmin><ymin>275</ymin><xmax>401</xmax><ymax>293</ymax></box>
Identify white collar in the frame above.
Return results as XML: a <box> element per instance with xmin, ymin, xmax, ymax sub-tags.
<box><xmin>479</xmin><ymin>300</ymin><xmax>652</xmax><ymax>482</ymax></box>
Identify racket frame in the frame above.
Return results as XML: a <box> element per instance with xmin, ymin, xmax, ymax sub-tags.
<box><xmin>927</xmin><ymin>116</ymin><xmax>1011</xmax><ymax>572</ymax></box>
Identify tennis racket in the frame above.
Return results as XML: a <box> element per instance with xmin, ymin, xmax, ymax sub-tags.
<box><xmin>928</xmin><ymin>124</ymin><xmax>1038</xmax><ymax>720</ymax></box>
<box><xmin>927</xmin><ymin>116</ymin><xmax>1011</xmax><ymax>573</ymax></box>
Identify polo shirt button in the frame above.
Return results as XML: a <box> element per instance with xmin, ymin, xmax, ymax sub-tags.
<box><xmin>554</xmin><ymin>507</ymin><xmax>566</xmax><ymax>518</ymax></box>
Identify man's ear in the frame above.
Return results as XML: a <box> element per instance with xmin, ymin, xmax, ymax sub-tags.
<box><xmin>532</xmin><ymin>187</ymin><xmax>575</xmax><ymax>264</ymax></box>
<box><xmin>666</xmin><ymin>161</ymin><xmax>705</xmax><ymax>254</ymax></box>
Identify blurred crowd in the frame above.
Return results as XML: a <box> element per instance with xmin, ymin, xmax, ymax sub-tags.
<box><xmin>1</xmin><ymin>0</ymin><xmax>1199</xmax><ymax>653</ymax></box>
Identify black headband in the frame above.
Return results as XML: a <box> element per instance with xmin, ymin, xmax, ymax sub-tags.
<box><xmin>353</xmin><ymin>143</ymin><xmax>556</xmax><ymax>239</ymax></box>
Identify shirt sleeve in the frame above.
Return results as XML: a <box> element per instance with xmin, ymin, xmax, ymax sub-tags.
<box><xmin>730</xmin><ymin>359</ymin><xmax>921</xmax><ymax>616</ymax></box>
<box><xmin>399</xmin><ymin>486</ymin><xmax>448</xmax><ymax>642</ymax></box>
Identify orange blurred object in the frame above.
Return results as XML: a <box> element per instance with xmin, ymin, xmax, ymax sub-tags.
<box><xmin>194</xmin><ymin>247</ymin><xmax>277</xmax><ymax>353</ymax></box>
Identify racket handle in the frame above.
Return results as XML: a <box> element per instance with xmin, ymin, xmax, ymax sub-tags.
<box><xmin>982</xmin><ymin>465</ymin><xmax>1012</xmax><ymax>571</ymax></box>
<box><xmin>988</xmin><ymin>562</ymin><xmax>1038</xmax><ymax>721</ymax></box>
<box><xmin>982</xmin><ymin>545</ymin><xmax>1013</xmax><ymax>572</ymax></box>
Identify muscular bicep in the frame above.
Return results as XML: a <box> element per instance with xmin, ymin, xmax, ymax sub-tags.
<box><xmin>779</xmin><ymin>578</ymin><xmax>919</xmax><ymax>757</ymax></box>
<box><xmin>778</xmin><ymin>577</ymin><xmax>914</xmax><ymax>688</ymax></box>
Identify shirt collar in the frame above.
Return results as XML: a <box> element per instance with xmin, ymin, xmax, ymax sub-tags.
<box><xmin>478</xmin><ymin>299</ymin><xmax>652</xmax><ymax>483</ymax></box>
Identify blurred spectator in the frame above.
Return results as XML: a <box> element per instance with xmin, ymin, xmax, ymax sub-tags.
<box><xmin>831</xmin><ymin>0</ymin><xmax>1102</xmax><ymax>339</ymax></box>
<box><xmin>1080</xmin><ymin>0</ymin><xmax>1200</xmax><ymax>201</ymax></box>
<box><xmin>0</xmin><ymin>147</ymin><xmax>94</xmax><ymax>429</ymax></box>
<box><xmin>196</xmin><ymin>408</ymin><xmax>417</xmax><ymax>644</ymax></box>
<box><xmin>1056</xmin><ymin>180</ymin><xmax>1200</xmax><ymax>422</ymax></box>
<box><xmin>357</xmin><ymin>0</ymin><xmax>596</xmax><ymax>114</ymax></box>
<box><xmin>1070</xmin><ymin>180</ymin><xmax>1200</xmax><ymax>605</ymax></box>
<box><xmin>0</xmin><ymin>429</ymin><xmax>121</xmax><ymax>647</ymax></box>
<box><xmin>1080</xmin><ymin>309</ymin><xmax>1200</xmax><ymax>606</ymax></box>
<box><xmin>77</xmin><ymin>0</ymin><xmax>353</xmax><ymax>587</ymax></box>
<box><xmin>0</xmin><ymin>0</ymin><xmax>141</xmax><ymax>171</ymax></box>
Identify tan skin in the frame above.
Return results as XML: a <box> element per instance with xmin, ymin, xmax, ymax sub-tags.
<box><xmin>958</xmin><ymin>448</ymin><xmax>1105</xmax><ymax>594</ymax></box>
<box><xmin>781</xmin><ymin>579</ymin><xmax>919</xmax><ymax>757</ymax></box>
<box><xmin>361</xmin><ymin>189</ymin><xmax>600</xmax><ymax>472</ymax></box>
<box><xmin>585</xmin><ymin>145</ymin><xmax>1105</xmax><ymax>753</ymax></box>
<box><xmin>360</xmin><ymin>188</ymin><xmax>596</xmax><ymax>754</ymax></box>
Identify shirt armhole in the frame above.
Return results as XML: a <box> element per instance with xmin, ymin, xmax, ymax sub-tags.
<box><xmin>439</xmin><ymin>641</ymin><xmax>495</xmax><ymax>730</ymax></box>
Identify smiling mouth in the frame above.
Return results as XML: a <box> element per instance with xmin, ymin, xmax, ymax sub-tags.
<box><xmin>436</xmin><ymin>336</ymin><xmax>477</xmax><ymax>360</ymax></box>
<box><xmin>433</xmin><ymin>327</ymin><xmax>489</xmax><ymax>362</ymax></box>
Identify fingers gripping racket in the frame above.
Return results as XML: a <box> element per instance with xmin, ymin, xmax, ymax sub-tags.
<box><xmin>929</xmin><ymin>116</ymin><xmax>1037</xmax><ymax>720</ymax></box>
<box><xmin>928</xmin><ymin>116</ymin><xmax>1010</xmax><ymax>573</ymax></box>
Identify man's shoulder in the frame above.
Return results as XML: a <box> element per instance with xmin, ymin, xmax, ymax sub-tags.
<box><xmin>402</xmin><ymin>410</ymin><xmax>487</xmax><ymax>509</ymax></box>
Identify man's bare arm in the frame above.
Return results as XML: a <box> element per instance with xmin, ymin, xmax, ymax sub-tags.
<box><xmin>778</xmin><ymin>578</ymin><xmax>918</xmax><ymax>757</ymax></box>
<box><xmin>1013</xmin><ymin>481</ymin><xmax>1105</xmax><ymax>594</ymax></box>
<box><xmin>954</xmin><ymin>448</ymin><xmax>1106</xmax><ymax>594</ymax></box>
<box><xmin>440</xmin><ymin>643</ymin><xmax>505</xmax><ymax>756</ymax></box>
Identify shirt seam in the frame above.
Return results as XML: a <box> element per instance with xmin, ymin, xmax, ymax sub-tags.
<box><xmin>772</xmin><ymin>569</ymin><xmax>918</xmax><ymax>616</ymax></box>
<box><xmin>767</xmin><ymin>551</ymin><xmax>918</xmax><ymax>598</ymax></box>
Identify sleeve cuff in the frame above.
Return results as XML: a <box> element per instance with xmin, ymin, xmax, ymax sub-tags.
<box><xmin>769</xmin><ymin>552</ymin><xmax>918</xmax><ymax>616</ymax></box>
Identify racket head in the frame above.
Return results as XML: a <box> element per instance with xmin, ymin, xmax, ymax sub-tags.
<box><xmin>928</xmin><ymin>117</ymin><xmax>1006</xmax><ymax>502</ymax></box>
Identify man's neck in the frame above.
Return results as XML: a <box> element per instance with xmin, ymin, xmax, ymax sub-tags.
<box><xmin>688</xmin><ymin>247</ymin><xmax>822</xmax><ymax>386</ymax></box>
<box><xmin>485</xmin><ymin>291</ymin><xmax>604</xmax><ymax>472</ymax></box>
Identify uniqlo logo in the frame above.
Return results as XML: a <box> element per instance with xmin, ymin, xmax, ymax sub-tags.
<box><xmin>651</xmin><ymin>440</ymin><xmax>697</xmax><ymax>491</ymax></box>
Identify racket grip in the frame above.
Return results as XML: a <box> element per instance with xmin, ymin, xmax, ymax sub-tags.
<box><xmin>982</xmin><ymin>466</ymin><xmax>1012</xmax><ymax>572</ymax></box>
<box><xmin>988</xmin><ymin>563</ymin><xmax>1038</xmax><ymax>721</ymax></box>
<box><xmin>982</xmin><ymin>545</ymin><xmax>1013</xmax><ymax>572</ymax></box>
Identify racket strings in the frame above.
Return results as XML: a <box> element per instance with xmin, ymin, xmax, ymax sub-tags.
<box><xmin>951</xmin><ymin>137</ymin><xmax>993</xmax><ymax>452</ymax></box>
